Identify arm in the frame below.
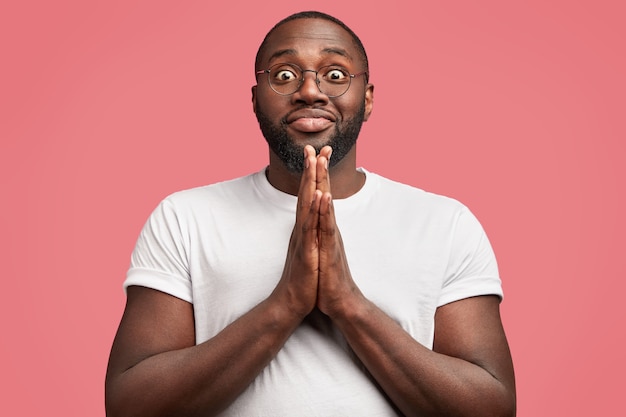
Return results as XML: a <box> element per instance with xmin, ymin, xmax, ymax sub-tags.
<box><xmin>314</xmin><ymin>150</ymin><xmax>516</xmax><ymax>416</ymax></box>
<box><xmin>329</xmin><ymin>294</ymin><xmax>516</xmax><ymax>417</ymax></box>
<box><xmin>105</xmin><ymin>286</ymin><xmax>302</xmax><ymax>417</ymax></box>
<box><xmin>105</xmin><ymin>147</ymin><xmax>324</xmax><ymax>417</ymax></box>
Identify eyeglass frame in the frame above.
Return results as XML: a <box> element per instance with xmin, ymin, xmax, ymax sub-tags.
<box><xmin>255</xmin><ymin>63</ymin><xmax>369</xmax><ymax>98</ymax></box>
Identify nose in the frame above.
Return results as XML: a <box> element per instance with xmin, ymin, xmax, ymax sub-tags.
<box><xmin>292</xmin><ymin>70</ymin><xmax>329</xmax><ymax>105</ymax></box>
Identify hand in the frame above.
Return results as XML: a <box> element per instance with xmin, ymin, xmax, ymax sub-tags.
<box><xmin>314</xmin><ymin>146</ymin><xmax>364</xmax><ymax>318</ymax></box>
<box><xmin>271</xmin><ymin>145</ymin><xmax>322</xmax><ymax>318</ymax></box>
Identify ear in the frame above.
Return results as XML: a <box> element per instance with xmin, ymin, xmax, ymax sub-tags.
<box><xmin>363</xmin><ymin>83</ymin><xmax>374</xmax><ymax>121</ymax></box>
<box><xmin>251</xmin><ymin>85</ymin><xmax>257</xmax><ymax>114</ymax></box>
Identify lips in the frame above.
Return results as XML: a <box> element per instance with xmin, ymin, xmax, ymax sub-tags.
<box><xmin>286</xmin><ymin>109</ymin><xmax>336</xmax><ymax>133</ymax></box>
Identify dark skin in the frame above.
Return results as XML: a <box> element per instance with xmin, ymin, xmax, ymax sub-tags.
<box><xmin>105</xmin><ymin>18</ymin><xmax>516</xmax><ymax>417</ymax></box>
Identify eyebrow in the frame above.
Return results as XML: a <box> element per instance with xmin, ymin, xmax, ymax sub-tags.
<box><xmin>267</xmin><ymin>47</ymin><xmax>354</xmax><ymax>64</ymax></box>
<box><xmin>322</xmin><ymin>47</ymin><xmax>354</xmax><ymax>62</ymax></box>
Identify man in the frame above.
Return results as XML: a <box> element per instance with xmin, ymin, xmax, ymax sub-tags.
<box><xmin>105</xmin><ymin>11</ymin><xmax>516</xmax><ymax>417</ymax></box>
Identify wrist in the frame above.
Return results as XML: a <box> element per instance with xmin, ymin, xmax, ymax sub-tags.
<box><xmin>324</xmin><ymin>290</ymin><xmax>370</xmax><ymax>324</ymax></box>
<box><xmin>267</xmin><ymin>286</ymin><xmax>313</xmax><ymax>325</ymax></box>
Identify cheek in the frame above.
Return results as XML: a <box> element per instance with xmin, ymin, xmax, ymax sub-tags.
<box><xmin>255</xmin><ymin>90</ymin><xmax>288</xmax><ymax>116</ymax></box>
<box><xmin>334</xmin><ymin>96</ymin><xmax>365</xmax><ymax>118</ymax></box>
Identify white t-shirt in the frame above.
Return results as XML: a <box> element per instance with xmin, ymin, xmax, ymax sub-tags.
<box><xmin>124</xmin><ymin>168</ymin><xmax>502</xmax><ymax>416</ymax></box>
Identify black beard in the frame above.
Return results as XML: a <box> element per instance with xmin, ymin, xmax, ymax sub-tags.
<box><xmin>255</xmin><ymin>103</ymin><xmax>365</xmax><ymax>174</ymax></box>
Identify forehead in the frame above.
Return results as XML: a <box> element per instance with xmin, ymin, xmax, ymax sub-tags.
<box><xmin>259</xmin><ymin>18</ymin><xmax>359</xmax><ymax>67</ymax></box>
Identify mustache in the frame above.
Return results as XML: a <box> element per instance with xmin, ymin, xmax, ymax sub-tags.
<box><xmin>281</xmin><ymin>105</ymin><xmax>337</xmax><ymax>125</ymax></box>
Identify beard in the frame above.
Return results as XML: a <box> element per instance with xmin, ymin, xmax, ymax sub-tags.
<box><xmin>255</xmin><ymin>103</ymin><xmax>366</xmax><ymax>174</ymax></box>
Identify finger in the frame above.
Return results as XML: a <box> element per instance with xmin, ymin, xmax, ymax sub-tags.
<box><xmin>319</xmin><ymin>145</ymin><xmax>333</xmax><ymax>163</ymax></box>
<box><xmin>302</xmin><ymin>190</ymin><xmax>322</xmax><ymax>251</ymax></box>
<box><xmin>318</xmin><ymin>192</ymin><xmax>336</xmax><ymax>242</ymax></box>
<box><xmin>316</xmin><ymin>148</ymin><xmax>331</xmax><ymax>195</ymax></box>
<box><xmin>296</xmin><ymin>145</ymin><xmax>318</xmax><ymax>221</ymax></box>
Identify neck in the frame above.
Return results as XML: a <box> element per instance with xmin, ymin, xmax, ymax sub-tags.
<box><xmin>266</xmin><ymin>147</ymin><xmax>365</xmax><ymax>199</ymax></box>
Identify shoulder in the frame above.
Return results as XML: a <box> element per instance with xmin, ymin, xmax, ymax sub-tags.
<box><xmin>365</xmin><ymin>170</ymin><xmax>469</xmax><ymax>218</ymax></box>
<box><xmin>137</xmin><ymin>170</ymin><xmax>266</xmax><ymax>231</ymax></box>
<box><xmin>160</xmin><ymin>170</ymin><xmax>262</xmax><ymax>210</ymax></box>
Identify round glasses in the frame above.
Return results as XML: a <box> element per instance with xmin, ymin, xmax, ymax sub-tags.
<box><xmin>256</xmin><ymin>63</ymin><xmax>368</xmax><ymax>98</ymax></box>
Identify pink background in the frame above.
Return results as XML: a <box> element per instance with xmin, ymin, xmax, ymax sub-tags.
<box><xmin>1</xmin><ymin>1</ymin><xmax>624</xmax><ymax>415</ymax></box>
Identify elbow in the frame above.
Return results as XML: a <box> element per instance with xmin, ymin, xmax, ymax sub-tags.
<box><xmin>105</xmin><ymin>398</ymin><xmax>121</xmax><ymax>417</ymax></box>
<box><xmin>105</xmin><ymin>378</ymin><xmax>136</xmax><ymax>417</ymax></box>
<box><xmin>493</xmin><ymin>387</ymin><xmax>516</xmax><ymax>417</ymax></box>
<box><xmin>505</xmin><ymin>396</ymin><xmax>517</xmax><ymax>417</ymax></box>
<box><xmin>466</xmin><ymin>383</ymin><xmax>516</xmax><ymax>417</ymax></box>
<box><xmin>104</xmin><ymin>387</ymin><xmax>123</xmax><ymax>417</ymax></box>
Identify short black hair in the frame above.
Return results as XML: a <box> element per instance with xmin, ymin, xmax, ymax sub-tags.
<box><xmin>255</xmin><ymin>11</ymin><xmax>369</xmax><ymax>77</ymax></box>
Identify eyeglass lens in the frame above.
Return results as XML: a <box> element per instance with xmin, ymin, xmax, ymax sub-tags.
<box><xmin>267</xmin><ymin>64</ymin><xmax>353</xmax><ymax>97</ymax></box>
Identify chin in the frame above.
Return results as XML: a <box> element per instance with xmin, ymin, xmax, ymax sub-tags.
<box><xmin>288</xmin><ymin>130</ymin><xmax>333</xmax><ymax>150</ymax></box>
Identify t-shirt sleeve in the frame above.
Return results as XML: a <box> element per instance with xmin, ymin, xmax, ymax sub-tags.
<box><xmin>438</xmin><ymin>206</ymin><xmax>503</xmax><ymax>307</ymax></box>
<box><xmin>123</xmin><ymin>198</ymin><xmax>193</xmax><ymax>303</ymax></box>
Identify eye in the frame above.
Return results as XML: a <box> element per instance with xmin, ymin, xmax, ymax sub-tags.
<box><xmin>322</xmin><ymin>67</ymin><xmax>350</xmax><ymax>83</ymax></box>
<box><xmin>273</xmin><ymin>69</ymin><xmax>298</xmax><ymax>83</ymax></box>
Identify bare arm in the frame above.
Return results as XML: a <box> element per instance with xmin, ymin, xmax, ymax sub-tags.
<box><xmin>105</xmin><ymin>147</ymin><xmax>324</xmax><ymax>417</ymax></box>
<box><xmin>330</xmin><ymin>295</ymin><xmax>516</xmax><ymax>417</ymax></box>
<box><xmin>314</xmin><ymin>149</ymin><xmax>516</xmax><ymax>416</ymax></box>
<box><xmin>105</xmin><ymin>286</ymin><xmax>303</xmax><ymax>417</ymax></box>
